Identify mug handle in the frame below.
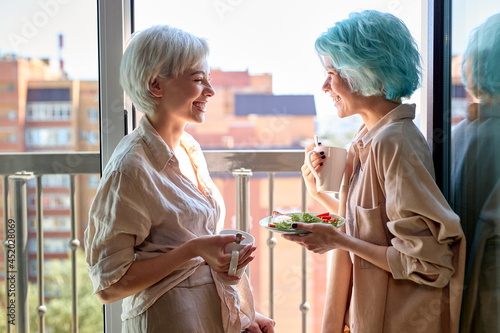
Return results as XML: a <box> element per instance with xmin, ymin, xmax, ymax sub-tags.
<box><xmin>305</xmin><ymin>150</ymin><xmax>320</xmax><ymax>180</ymax></box>
<box><xmin>228</xmin><ymin>250</ymin><xmax>239</xmax><ymax>276</ymax></box>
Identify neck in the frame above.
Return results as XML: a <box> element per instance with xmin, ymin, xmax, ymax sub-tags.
<box><xmin>359</xmin><ymin>96</ymin><xmax>401</xmax><ymax>130</ymax></box>
<box><xmin>146</xmin><ymin>113</ymin><xmax>185</xmax><ymax>151</ymax></box>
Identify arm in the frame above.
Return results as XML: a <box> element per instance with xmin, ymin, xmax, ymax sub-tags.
<box><xmin>97</xmin><ymin>234</ymin><xmax>256</xmax><ymax>304</ymax></box>
<box><xmin>86</xmin><ymin>172</ymin><xmax>256</xmax><ymax>304</ymax></box>
<box><xmin>381</xmin><ymin>126</ymin><xmax>462</xmax><ymax>287</ymax></box>
<box><xmin>282</xmin><ymin>222</ymin><xmax>390</xmax><ymax>272</ymax></box>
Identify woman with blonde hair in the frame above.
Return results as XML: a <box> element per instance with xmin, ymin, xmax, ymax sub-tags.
<box><xmin>85</xmin><ymin>25</ymin><xmax>275</xmax><ymax>333</ymax></box>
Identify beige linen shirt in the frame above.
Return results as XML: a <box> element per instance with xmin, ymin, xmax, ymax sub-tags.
<box><xmin>84</xmin><ymin>116</ymin><xmax>254</xmax><ymax>331</ymax></box>
<box><xmin>322</xmin><ymin>104</ymin><xmax>466</xmax><ymax>333</ymax></box>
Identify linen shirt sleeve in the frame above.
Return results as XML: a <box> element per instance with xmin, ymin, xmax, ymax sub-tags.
<box><xmin>378</xmin><ymin>125</ymin><xmax>463</xmax><ymax>288</ymax></box>
<box><xmin>85</xmin><ymin>171</ymin><xmax>152</xmax><ymax>293</ymax></box>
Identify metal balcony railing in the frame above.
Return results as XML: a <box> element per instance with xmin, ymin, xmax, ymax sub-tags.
<box><xmin>0</xmin><ymin>150</ymin><xmax>313</xmax><ymax>333</ymax></box>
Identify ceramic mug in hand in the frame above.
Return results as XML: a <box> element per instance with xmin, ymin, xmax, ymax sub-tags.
<box><xmin>217</xmin><ymin>229</ymin><xmax>255</xmax><ymax>285</ymax></box>
<box><xmin>306</xmin><ymin>146</ymin><xmax>347</xmax><ymax>193</ymax></box>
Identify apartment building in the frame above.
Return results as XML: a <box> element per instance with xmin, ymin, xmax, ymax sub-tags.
<box><xmin>1</xmin><ymin>55</ymin><xmax>328</xmax><ymax>331</ymax></box>
<box><xmin>0</xmin><ymin>55</ymin><xmax>99</xmax><ymax>281</ymax></box>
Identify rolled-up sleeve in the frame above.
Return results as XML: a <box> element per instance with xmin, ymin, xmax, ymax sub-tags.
<box><xmin>379</xmin><ymin>127</ymin><xmax>463</xmax><ymax>288</ymax></box>
<box><xmin>85</xmin><ymin>171</ymin><xmax>151</xmax><ymax>293</ymax></box>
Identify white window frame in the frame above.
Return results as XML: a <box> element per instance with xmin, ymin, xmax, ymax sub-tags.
<box><xmin>97</xmin><ymin>0</ymin><xmax>133</xmax><ymax>330</ymax></box>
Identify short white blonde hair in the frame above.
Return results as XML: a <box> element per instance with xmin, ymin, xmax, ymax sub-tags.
<box><xmin>120</xmin><ymin>25</ymin><xmax>209</xmax><ymax>116</ymax></box>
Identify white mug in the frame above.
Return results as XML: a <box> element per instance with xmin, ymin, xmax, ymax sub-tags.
<box><xmin>306</xmin><ymin>146</ymin><xmax>347</xmax><ymax>193</ymax></box>
<box><xmin>216</xmin><ymin>229</ymin><xmax>255</xmax><ymax>285</ymax></box>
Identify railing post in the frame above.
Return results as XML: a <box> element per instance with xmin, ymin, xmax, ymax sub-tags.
<box><xmin>35</xmin><ymin>175</ymin><xmax>46</xmax><ymax>333</ymax></box>
<box><xmin>69</xmin><ymin>175</ymin><xmax>79</xmax><ymax>333</ymax></box>
<box><xmin>267</xmin><ymin>173</ymin><xmax>277</xmax><ymax>319</ymax></box>
<box><xmin>8</xmin><ymin>171</ymin><xmax>34</xmax><ymax>333</ymax></box>
<box><xmin>232</xmin><ymin>168</ymin><xmax>253</xmax><ymax>232</ymax></box>
<box><xmin>300</xmin><ymin>178</ymin><xmax>310</xmax><ymax>333</ymax></box>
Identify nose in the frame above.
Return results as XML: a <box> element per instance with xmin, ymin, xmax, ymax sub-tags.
<box><xmin>322</xmin><ymin>77</ymin><xmax>331</xmax><ymax>92</ymax></box>
<box><xmin>204</xmin><ymin>81</ymin><xmax>216</xmax><ymax>98</ymax></box>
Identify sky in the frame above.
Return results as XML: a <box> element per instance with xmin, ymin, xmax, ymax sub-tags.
<box><xmin>1</xmin><ymin>0</ymin><xmax>499</xmax><ymax>135</ymax></box>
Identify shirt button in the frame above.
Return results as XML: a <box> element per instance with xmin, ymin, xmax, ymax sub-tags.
<box><xmin>402</xmin><ymin>269</ymin><xmax>408</xmax><ymax>276</ymax></box>
<box><xmin>210</xmin><ymin>228</ymin><xmax>215</xmax><ymax>233</ymax></box>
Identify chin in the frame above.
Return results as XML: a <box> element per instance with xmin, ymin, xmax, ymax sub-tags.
<box><xmin>192</xmin><ymin>116</ymin><xmax>205</xmax><ymax>124</ymax></box>
<box><xmin>335</xmin><ymin>108</ymin><xmax>345</xmax><ymax>118</ymax></box>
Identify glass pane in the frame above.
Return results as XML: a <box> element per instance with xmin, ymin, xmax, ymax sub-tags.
<box><xmin>135</xmin><ymin>1</ymin><xmax>428</xmax><ymax>331</ymax></box>
<box><xmin>450</xmin><ymin>0</ymin><xmax>500</xmax><ymax>331</ymax></box>
<box><xmin>0</xmin><ymin>1</ymin><xmax>102</xmax><ymax>331</ymax></box>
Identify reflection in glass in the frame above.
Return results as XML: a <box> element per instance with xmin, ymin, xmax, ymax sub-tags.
<box><xmin>450</xmin><ymin>12</ymin><xmax>500</xmax><ymax>332</ymax></box>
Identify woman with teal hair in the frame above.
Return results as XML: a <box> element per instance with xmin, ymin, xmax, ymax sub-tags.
<box><xmin>284</xmin><ymin>10</ymin><xmax>465</xmax><ymax>333</ymax></box>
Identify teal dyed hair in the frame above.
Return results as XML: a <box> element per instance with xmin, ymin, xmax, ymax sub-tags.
<box><xmin>315</xmin><ymin>10</ymin><xmax>422</xmax><ymax>102</ymax></box>
<box><xmin>462</xmin><ymin>13</ymin><xmax>500</xmax><ymax>100</ymax></box>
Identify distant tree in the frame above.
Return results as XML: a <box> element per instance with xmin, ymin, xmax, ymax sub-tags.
<box><xmin>0</xmin><ymin>249</ymin><xmax>103</xmax><ymax>332</ymax></box>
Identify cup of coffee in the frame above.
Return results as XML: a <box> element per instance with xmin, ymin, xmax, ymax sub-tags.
<box><xmin>306</xmin><ymin>146</ymin><xmax>347</xmax><ymax>193</ymax></box>
<box><xmin>216</xmin><ymin>229</ymin><xmax>255</xmax><ymax>285</ymax></box>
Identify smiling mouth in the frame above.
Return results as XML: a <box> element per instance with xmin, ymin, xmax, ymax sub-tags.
<box><xmin>333</xmin><ymin>96</ymin><xmax>341</xmax><ymax>102</ymax></box>
<box><xmin>193</xmin><ymin>102</ymin><xmax>207</xmax><ymax>111</ymax></box>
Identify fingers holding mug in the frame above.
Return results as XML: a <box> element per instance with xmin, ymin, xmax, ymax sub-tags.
<box><xmin>305</xmin><ymin>146</ymin><xmax>347</xmax><ymax>193</ymax></box>
<box><xmin>217</xmin><ymin>230</ymin><xmax>255</xmax><ymax>285</ymax></box>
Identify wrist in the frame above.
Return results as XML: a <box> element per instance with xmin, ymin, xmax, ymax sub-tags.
<box><xmin>308</xmin><ymin>187</ymin><xmax>320</xmax><ymax>199</ymax></box>
<box><xmin>337</xmin><ymin>231</ymin><xmax>352</xmax><ymax>252</ymax></box>
<box><xmin>184</xmin><ymin>237</ymin><xmax>201</xmax><ymax>259</ymax></box>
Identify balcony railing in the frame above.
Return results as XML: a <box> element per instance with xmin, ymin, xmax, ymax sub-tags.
<box><xmin>0</xmin><ymin>150</ymin><xmax>314</xmax><ymax>333</ymax></box>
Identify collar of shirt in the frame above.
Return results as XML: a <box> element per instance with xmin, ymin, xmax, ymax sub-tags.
<box><xmin>344</xmin><ymin>104</ymin><xmax>416</xmax><ymax>182</ymax></box>
<box><xmin>357</xmin><ymin>103</ymin><xmax>416</xmax><ymax>147</ymax></box>
<box><xmin>136</xmin><ymin>116</ymin><xmax>173</xmax><ymax>171</ymax></box>
<box><xmin>136</xmin><ymin>116</ymin><xmax>201</xmax><ymax>172</ymax></box>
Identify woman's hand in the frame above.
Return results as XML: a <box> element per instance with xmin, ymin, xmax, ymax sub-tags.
<box><xmin>191</xmin><ymin>235</ymin><xmax>256</xmax><ymax>275</ymax></box>
<box><xmin>245</xmin><ymin>312</ymin><xmax>276</xmax><ymax>333</ymax></box>
<box><xmin>301</xmin><ymin>143</ymin><xmax>325</xmax><ymax>198</ymax></box>
<box><xmin>281</xmin><ymin>222</ymin><xmax>344</xmax><ymax>254</ymax></box>
<box><xmin>283</xmin><ymin>222</ymin><xmax>391</xmax><ymax>272</ymax></box>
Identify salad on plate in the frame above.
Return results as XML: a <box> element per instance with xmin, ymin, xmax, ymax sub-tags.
<box><xmin>262</xmin><ymin>211</ymin><xmax>345</xmax><ymax>233</ymax></box>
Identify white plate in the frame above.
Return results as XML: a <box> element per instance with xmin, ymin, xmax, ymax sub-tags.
<box><xmin>259</xmin><ymin>212</ymin><xmax>345</xmax><ymax>235</ymax></box>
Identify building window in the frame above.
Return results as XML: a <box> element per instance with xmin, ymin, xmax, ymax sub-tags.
<box><xmin>0</xmin><ymin>128</ymin><xmax>17</xmax><ymax>143</ymax></box>
<box><xmin>42</xmin><ymin>174</ymin><xmax>70</xmax><ymax>188</ymax></box>
<box><xmin>40</xmin><ymin>193</ymin><xmax>71</xmax><ymax>210</ymax></box>
<box><xmin>87</xmin><ymin>131</ymin><xmax>99</xmax><ymax>145</ymax></box>
<box><xmin>26</xmin><ymin>127</ymin><xmax>73</xmax><ymax>147</ymax></box>
<box><xmin>7</xmin><ymin>110</ymin><xmax>16</xmax><ymax>120</ymax></box>
<box><xmin>28</xmin><ymin>193</ymin><xmax>71</xmax><ymax>210</ymax></box>
<box><xmin>43</xmin><ymin>216</ymin><xmax>71</xmax><ymax>232</ymax></box>
<box><xmin>87</xmin><ymin>107</ymin><xmax>99</xmax><ymax>123</ymax></box>
<box><xmin>26</xmin><ymin>102</ymin><xmax>72</xmax><ymax>121</ymax></box>
<box><xmin>88</xmin><ymin>174</ymin><xmax>100</xmax><ymax>189</ymax></box>
<box><xmin>44</xmin><ymin>238</ymin><xmax>70</xmax><ymax>254</ymax></box>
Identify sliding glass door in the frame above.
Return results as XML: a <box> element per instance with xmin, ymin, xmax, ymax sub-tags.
<box><xmin>449</xmin><ymin>0</ymin><xmax>500</xmax><ymax>331</ymax></box>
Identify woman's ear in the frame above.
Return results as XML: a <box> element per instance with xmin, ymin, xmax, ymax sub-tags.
<box><xmin>149</xmin><ymin>76</ymin><xmax>163</xmax><ymax>97</ymax></box>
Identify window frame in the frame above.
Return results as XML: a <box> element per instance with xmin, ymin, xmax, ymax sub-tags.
<box><xmin>97</xmin><ymin>0</ymin><xmax>453</xmax><ymax>329</ymax></box>
<box><xmin>427</xmin><ymin>0</ymin><xmax>452</xmax><ymax>197</ymax></box>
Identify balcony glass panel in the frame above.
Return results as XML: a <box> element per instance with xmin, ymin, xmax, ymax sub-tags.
<box><xmin>449</xmin><ymin>0</ymin><xmax>500</xmax><ymax>331</ymax></box>
<box><xmin>0</xmin><ymin>1</ymin><xmax>101</xmax><ymax>332</ymax></box>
